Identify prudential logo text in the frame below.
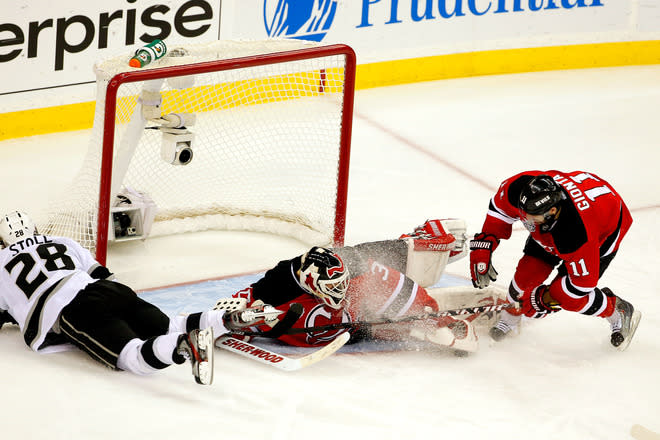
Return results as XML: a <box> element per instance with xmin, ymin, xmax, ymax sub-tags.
<box><xmin>263</xmin><ymin>0</ymin><xmax>338</xmax><ymax>42</ymax></box>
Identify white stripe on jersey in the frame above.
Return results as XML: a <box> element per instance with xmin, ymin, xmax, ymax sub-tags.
<box><xmin>488</xmin><ymin>196</ymin><xmax>517</xmax><ymax>224</ymax></box>
<box><xmin>375</xmin><ymin>273</ymin><xmax>405</xmax><ymax>316</ymax></box>
<box><xmin>394</xmin><ymin>283</ymin><xmax>419</xmax><ymax>318</ymax></box>
<box><xmin>602</xmin><ymin>228</ymin><xmax>622</xmax><ymax>257</ymax></box>
<box><xmin>560</xmin><ymin>276</ymin><xmax>606</xmax><ymax>316</ymax></box>
<box><xmin>561</xmin><ymin>276</ymin><xmax>595</xmax><ymax>298</ymax></box>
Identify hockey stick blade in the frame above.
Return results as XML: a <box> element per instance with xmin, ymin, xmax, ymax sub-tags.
<box><xmin>216</xmin><ymin>332</ymin><xmax>350</xmax><ymax>371</ymax></box>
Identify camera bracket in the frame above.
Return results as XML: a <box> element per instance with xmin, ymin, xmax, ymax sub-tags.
<box><xmin>160</xmin><ymin>127</ymin><xmax>194</xmax><ymax>165</ymax></box>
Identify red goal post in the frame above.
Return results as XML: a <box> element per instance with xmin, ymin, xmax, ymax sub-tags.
<box><xmin>42</xmin><ymin>41</ymin><xmax>356</xmax><ymax>265</ymax></box>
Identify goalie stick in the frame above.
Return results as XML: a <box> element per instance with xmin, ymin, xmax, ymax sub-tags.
<box><xmin>238</xmin><ymin>302</ymin><xmax>517</xmax><ymax>337</ymax></box>
<box><xmin>216</xmin><ymin>332</ymin><xmax>350</xmax><ymax>371</ymax></box>
<box><xmin>215</xmin><ymin>302</ymin><xmax>347</xmax><ymax>370</ymax></box>
<box><xmin>256</xmin><ymin>303</ymin><xmax>304</xmax><ymax>338</ymax></box>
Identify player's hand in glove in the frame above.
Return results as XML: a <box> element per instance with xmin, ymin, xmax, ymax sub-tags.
<box><xmin>521</xmin><ymin>285</ymin><xmax>561</xmax><ymax>318</ymax></box>
<box><xmin>469</xmin><ymin>232</ymin><xmax>499</xmax><ymax>288</ymax></box>
<box><xmin>222</xmin><ymin>300</ymin><xmax>284</xmax><ymax>331</ymax></box>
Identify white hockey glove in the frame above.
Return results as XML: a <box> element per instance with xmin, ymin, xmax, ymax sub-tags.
<box><xmin>222</xmin><ymin>300</ymin><xmax>283</xmax><ymax>331</ymax></box>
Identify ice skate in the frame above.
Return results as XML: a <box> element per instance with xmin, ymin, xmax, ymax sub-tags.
<box><xmin>606</xmin><ymin>290</ymin><xmax>641</xmax><ymax>351</ymax></box>
<box><xmin>489</xmin><ymin>309</ymin><xmax>521</xmax><ymax>341</ymax></box>
<box><xmin>177</xmin><ymin>327</ymin><xmax>214</xmax><ymax>385</ymax></box>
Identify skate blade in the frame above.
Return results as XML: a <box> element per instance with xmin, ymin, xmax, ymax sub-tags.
<box><xmin>617</xmin><ymin>310</ymin><xmax>642</xmax><ymax>352</ymax></box>
<box><xmin>195</xmin><ymin>328</ymin><xmax>214</xmax><ymax>385</ymax></box>
<box><xmin>195</xmin><ymin>361</ymin><xmax>213</xmax><ymax>385</ymax></box>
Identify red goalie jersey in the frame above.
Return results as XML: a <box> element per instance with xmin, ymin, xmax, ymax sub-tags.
<box><xmin>231</xmin><ymin>256</ymin><xmax>440</xmax><ymax>347</ymax></box>
<box><xmin>483</xmin><ymin>170</ymin><xmax>632</xmax><ymax>309</ymax></box>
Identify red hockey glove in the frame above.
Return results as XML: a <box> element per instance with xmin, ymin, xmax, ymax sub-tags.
<box><xmin>469</xmin><ymin>232</ymin><xmax>499</xmax><ymax>289</ymax></box>
<box><xmin>521</xmin><ymin>285</ymin><xmax>561</xmax><ymax>318</ymax></box>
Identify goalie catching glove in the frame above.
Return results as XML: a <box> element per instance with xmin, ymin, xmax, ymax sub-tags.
<box><xmin>222</xmin><ymin>300</ymin><xmax>284</xmax><ymax>331</ymax></box>
<box><xmin>469</xmin><ymin>232</ymin><xmax>499</xmax><ymax>288</ymax></box>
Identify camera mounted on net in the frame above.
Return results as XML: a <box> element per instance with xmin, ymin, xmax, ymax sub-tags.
<box><xmin>109</xmin><ymin>188</ymin><xmax>157</xmax><ymax>243</ymax></box>
<box><xmin>144</xmin><ymin>112</ymin><xmax>196</xmax><ymax>166</ymax></box>
<box><xmin>160</xmin><ymin>126</ymin><xmax>194</xmax><ymax>166</ymax></box>
<box><xmin>112</xmin><ymin>211</ymin><xmax>137</xmax><ymax>238</ymax></box>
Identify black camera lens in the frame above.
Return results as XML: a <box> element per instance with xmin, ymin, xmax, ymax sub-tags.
<box><xmin>112</xmin><ymin>212</ymin><xmax>132</xmax><ymax>237</ymax></box>
<box><xmin>178</xmin><ymin>147</ymin><xmax>193</xmax><ymax>164</ymax></box>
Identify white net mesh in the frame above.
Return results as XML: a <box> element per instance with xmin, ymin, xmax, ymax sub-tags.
<box><xmin>39</xmin><ymin>40</ymin><xmax>354</xmax><ymax>259</ymax></box>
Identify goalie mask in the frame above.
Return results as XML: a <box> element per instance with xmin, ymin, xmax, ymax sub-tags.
<box><xmin>298</xmin><ymin>247</ymin><xmax>350</xmax><ymax>310</ymax></box>
<box><xmin>0</xmin><ymin>211</ymin><xmax>37</xmax><ymax>247</ymax></box>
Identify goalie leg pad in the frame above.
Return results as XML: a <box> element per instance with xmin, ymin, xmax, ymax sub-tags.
<box><xmin>404</xmin><ymin>238</ymin><xmax>450</xmax><ymax>287</ymax></box>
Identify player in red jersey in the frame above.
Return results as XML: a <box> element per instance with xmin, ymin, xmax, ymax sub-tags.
<box><xmin>469</xmin><ymin>170</ymin><xmax>641</xmax><ymax>350</ymax></box>
<box><xmin>220</xmin><ymin>219</ymin><xmax>488</xmax><ymax>354</ymax></box>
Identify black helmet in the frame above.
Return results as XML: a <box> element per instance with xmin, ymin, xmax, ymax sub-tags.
<box><xmin>518</xmin><ymin>175</ymin><xmax>566</xmax><ymax>215</ymax></box>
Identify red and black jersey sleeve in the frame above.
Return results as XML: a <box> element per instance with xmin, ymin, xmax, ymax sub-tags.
<box><xmin>481</xmin><ymin>171</ymin><xmax>545</xmax><ymax>240</ymax></box>
<box><xmin>244</xmin><ymin>256</ymin><xmax>307</xmax><ymax>307</ymax></box>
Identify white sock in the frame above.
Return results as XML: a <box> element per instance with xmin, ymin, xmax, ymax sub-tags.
<box><xmin>151</xmin><ymin>332</ymin><xmax>183</xmax><ymax>364</ymax></box>
<box><xmin>169</xmin><ymin>311</ymin><xmax>227</xmax><ymax>336</ymax></box>
<box><xmin>169</xmin><ymin>314</ymin><xmax>187</xmax><ymax>333</ymax></box>
<box><xmin>200</xmin><ymin>310</ymin><xmax>228</xmax><ymax>337</ymax></box>
<box><xmin>117</xmin><ymin>333</ymin><xmax>182</xmax><ymax>375</ymax></box>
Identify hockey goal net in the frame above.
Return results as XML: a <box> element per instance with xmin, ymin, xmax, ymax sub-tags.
<box><xmin>39</xmin><ymin>40</ymin><xmax>356</xmax><ymax>265</ymax></box>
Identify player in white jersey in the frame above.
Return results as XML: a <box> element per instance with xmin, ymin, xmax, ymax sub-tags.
<box><xmin>0</xmin><ymin>211</ymin><xmax>232</xmax><ymax>385</ymax></box>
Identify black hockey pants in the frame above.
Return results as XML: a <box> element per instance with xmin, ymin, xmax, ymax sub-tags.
<box><xmin>59</xmin><ymin>280</ymin><xmax>170</xmax><ymax>369</ymax></box>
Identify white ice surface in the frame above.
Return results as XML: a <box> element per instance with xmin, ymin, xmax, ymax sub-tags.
<box><xmin>1</xmin><ymin>66</ymin><xmax>659</xmax><ymax>440</ymax></box>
